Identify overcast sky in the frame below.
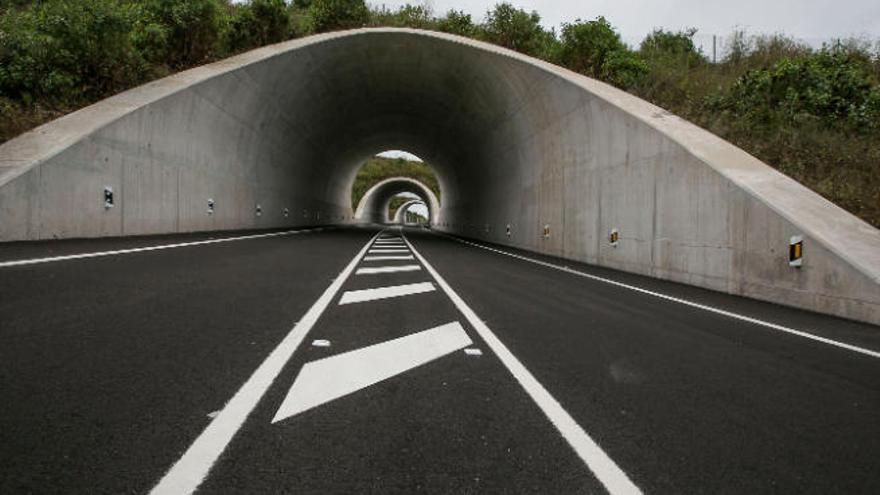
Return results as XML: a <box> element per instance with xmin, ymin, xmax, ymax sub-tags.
<box><xmin>370</xmin><ymin>0</ymin><xmax>880</xmax><ymax>47</ymax></box>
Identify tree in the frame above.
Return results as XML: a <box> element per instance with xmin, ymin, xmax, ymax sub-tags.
<box><xmin>225</xmin><ymin>0</ymin><xmax>291</xmax><ymax>52</ymax></box>
<box><xmin>559</xmin><ymin>17</ymin><xmax>647</xmax><ymax>89</ymax></box>
<box><xmin>640</xmin><ymin>28</ymin><xmax>705</xmax><ymax>67</ymax></box>
<box><xmin>478</xmin><ymin>3</ymin><xmax>557</xmax><ymax>59</ymax></box>
<box><xmin>137</xmin><ymin>0</ymin><xmax>225</xmax><ymax>68</ymax></box>
<box><xmin>308</xmin><ymin>0</ymin><xmax>367</xmax><ymax>33</ymax></box>
<box><xmin>437</xmin><ymin>10</ymin><xmax>474</xmax><ymax>37</ymax></box>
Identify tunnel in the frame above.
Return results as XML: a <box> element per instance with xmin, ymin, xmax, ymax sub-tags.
<box><xmin>354</xmin><ymin>176</ymin><xmax>439</xmax><ymax>224</ymax></box>
<box><xmin>0</xmin><ymin>28</ymin><xmax>878</xmax><ymax>325</ymax></box>
<box><xmin>392</xmin><ymin>199</ymin><xmax>428</xmax><ymax>224</ymax></box>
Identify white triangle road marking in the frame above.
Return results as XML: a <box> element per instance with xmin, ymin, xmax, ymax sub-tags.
<box><xmin>272</xmin><ymin>322</ymin><xmax>472</xmax><ymax>422</ymax></box>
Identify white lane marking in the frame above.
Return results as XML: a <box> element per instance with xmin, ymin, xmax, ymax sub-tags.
<box><xmin>339</xmin><ymin>282</ymin><xmax>435</xmax><ymax>305</ymax></box>
<box><xmin>150</xmin><ymin>233</ymin><xmax>379</xmax><ymax>495</ymax></box>
<box><xmin>363</xmin><ymin>255</ymin><xmax>415</xmax><ymax>261</ymax></box>
<box><xmin>0</xmin><ymin>228</ymin><xmax>325</xmax><ymax>269</ymax></box>
<box><xmin>373</xmin><ymin>241</ymin><xmax>406</xmax><ymax>246</ymax></box>
<box><xmin>450</xmin><ymin>237</ymin><xmax>880</xmax><ymax>360</ymax></box>
<box><xmin>312</xmin><ymin>339</ymin><xmax>331</xmax><ymax>347</ymax></box>
<box><xmin>368</xmin><ymin>249</ymin><xmax>410</xmax><ymax>254</ymax></box>
<box><xmin>356</xmin><ymin>265</ymin><xmax>422</xmax><ymax>275</ymax></box>
<box><xmin>404</xmin><ymin>235</ymin><xmax>642</xmax><ymax>495</ymax></box>
<box><xmin>272</xmin><ymin>322</ymin><xmax>472</xmax><ymax>422</ymax></box>
<box><xmin>464</xmin><ymin>348</ymin><xmax>483</xmax><ymax>356</ymax></box>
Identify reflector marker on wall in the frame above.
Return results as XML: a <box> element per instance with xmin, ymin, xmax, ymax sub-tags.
<box><xmin>543</xmin><ymin>224</ymin><xmax>550</xmax><ymax>239</ymax></box>
<box><xmin>104</xmin><ymin>186</ymin><xmax>114</xmax><ymax>209</ymax></box>
<box><xmin>506</xmin><ymin>224</ymin><xmax>511</xmax><ymax>238</ymax></box>
<box><xmin>283</xmin><ymin>207</ymin><xmax>289</xmax><ymax>218</ymax></box>
<box><xmin>207</xmin><ymin>198</ymin><xmax>215</xmax><ymax>215</ymax></box>
<box><xmin>256</xmin><ymin>204</ymin><xmax>262</xmax><ymax>217</ymax></box>
<box><xmin>789</xmin><ymin>235</ymin><xmax>803</xmax><ymax>267</ymax></box>
<box><xmin>610</xmin><ymin>228</ymin><xmax>619</xmax><ymax>248</ymax></box>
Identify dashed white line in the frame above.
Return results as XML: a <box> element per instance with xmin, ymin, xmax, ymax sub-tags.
<box><xmin>363</xmin><ymin>255</ymin><xmax>415</xmax><ymax>261</ymax></box>
<box><xmin>404</xmin><ymin>234</ymin><xmax>643</xmax><ymax>495</ymax></box>
<box><xmin>149</xmin><ymin>232</ymin><xmax>378</xmax><ymax>495</ymax></box>
<box><xmin>368</xmin><ymin>249</ymin><xmax>410</xmax><ymax>254</ymax></box>
<box><xmin>356</xmin><ymin>265</ymin><xmax>422</xmax><ymax>275</ymax></box>
<box><xmin>0</xmin><ymin>228</ymin><xmax>326</xmax><ymax>268</ymax></box>
<box><xmin>338</xmin><ymin>282</ymin><xmax>435</xmax><ymax>305</ymax></box>
<box><xmin>449</xmin><ymin>237</ymin><xmax>880</xmax><ymax>359</ymax></box>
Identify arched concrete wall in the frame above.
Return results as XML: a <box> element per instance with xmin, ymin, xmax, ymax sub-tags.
<box><xmin>353</xmin><ymin>176</ymin><xmax>439</xmax><ymax>224</ymax></box>
<box><xmin>392</xmin><ymin>199</ymin><xmax>427</xmax><ymax>224</ymax></box>
<box><xmin>0</xmin><ymin>28</ymin><xmax>878</xmax><ymax>324</ymax></box>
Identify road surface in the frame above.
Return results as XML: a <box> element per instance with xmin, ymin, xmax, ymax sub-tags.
<box><xmin>1</xmin><ymin>226</ymin><xmax>878</xmax><ymax>494</ymax></box>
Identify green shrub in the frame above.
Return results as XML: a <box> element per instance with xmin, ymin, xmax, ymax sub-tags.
<box><xmin>478</xmin><ymin>3</ymin><xmax>557</xmax><ymax>59</ymax></box>
<box><xmin>437</xmin><ymin>10</ymin><xmax>475</xmax><ymax>37</ymax></box>
<box><xmin>559</xmin><ymin>17</ymin><xmax>647</xmax><ymax>89</ymax></box>
<box><xmin>225</xmin><ymin>0</ymin><xmax>291</xmax><ymax>53</ymax></box>
<box><xmin>711</xmin><ymin>49</ymin><xmax>880</xmax><ymax>131</ymax></box>
<box><xmin>137</xmin><ymin>0</ymin><xmax>225</xmax><ymax>68</ymax></box>
<box><xmin>308</xmin><ymin>0</ymin><xmax>367</xmax><ymax>33</ymax></box>
<box><xmin>369</xmin><ymin>4</ymin><xmax>435</xmax><ymax>29</ymax></box>
<box><xmin>0</xmin><ymin>0</ymin><xmax>146</xmax><ymax>103</ymax></box>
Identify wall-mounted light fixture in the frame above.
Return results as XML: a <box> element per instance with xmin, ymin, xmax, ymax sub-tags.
<box><xmin>506</xmin><ymin>224</ymin><xmax>511</xmax><ymax>237</ymax></box>
<box><xmin>283</xmin><ymin>207</ymin><xmax>290</xmax><ymax>218</ymax></box>
<box><xmin>207</xmin><ymin>198</ymin><xmax>215</xmax><ymax>215</ymax></box>
<box><xmin>543</xmin><ymin>224</ymin><xmax>550</xmax><ymax>239</ymax></box>
<box><xmin>255</xmin><ymin>204</ymin><xmax>262</xmax><ymax>217</ymax></box>
<box><xmin>610</xmin><ymin>228</ymin><xmax>619</xmax><ymax>248</ymax></box>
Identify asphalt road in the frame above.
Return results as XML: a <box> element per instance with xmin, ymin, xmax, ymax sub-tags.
<box><xmin>1</xmin><ymin>226</ymin><xmax>878</xmax><ymax>494</ymax></box>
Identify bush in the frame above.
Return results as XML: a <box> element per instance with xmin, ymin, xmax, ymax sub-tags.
<box><xmin>0</xmin><ymin>0</ymin><xmax>147</xmax><ymax>103</ymax></box>
<box><xmin>225</xmin><ymin>0</ymin><xmax>291</xmax><ymax>53</ymax></box>
<box><xmin>308</xmin><ymin>0</ymin><xmax>367</xmax><ymax>33</ymax></box>
<box><xmin>369</xmin><ymin>4</ymin><xmax>435</xmax><ymax>29</ymax></box>
<box><xmin>559</xmin><ymin>17</ymin><xmax>647</xmax><ymax>89</ymax></box>
<box><xmin>137</xmin><ymin>0</ymin><xmax>225</xmax><ymax>68</ymax></box>
<box><xmin>478</xmin><ymin>3</ymin><xmax>557</xmax><ymax>59</ymax></box>
<box><xmin>437</xmin><ymin>10</ymin><xmax>475</xmax><ymax>37</ymax></box>
<box><xmin>711</xmin><ymin>49</ymin><xmax>880</xmax><ymax>131</ymax></box>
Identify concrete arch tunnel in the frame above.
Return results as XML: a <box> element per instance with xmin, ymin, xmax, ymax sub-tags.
<box><xmin>393</xmin><ymin>200</ymin><xmax>428</xmax><ymax>224</ymax></box>
<box><xmin>0</xmin><ymin>28</ymin><xmax>878</xmax><ymax>324</ymax></box>
<box><xmin>354</xmin><ymin>176</ymin><xmax>439</xmax><ymax>224</ymax></box>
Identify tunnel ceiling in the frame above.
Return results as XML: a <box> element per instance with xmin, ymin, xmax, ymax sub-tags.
<box><xmin>1</xmin><ymin>28</ymin><xmax>878</xmax><ymax>325</ymax></box>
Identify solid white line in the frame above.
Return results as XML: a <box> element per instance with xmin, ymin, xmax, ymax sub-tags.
<box><xmin>450</xmin><ymin>237</ymin><xmax>880</xmax><ymax>359</ymax></box>
<box><xmin>272</xmin><ymin>322</ymin><xmax>471</xmax><ymax>422</ymax></box>
<box><xmin>338</xmin><ymin>282</ymin><xmax>435</xmax><ymax>305</ymax></box>
<box><xmin>403</xmin><ymin>235</ymin><xmax>642</xmax><ymax>495</ymax></box>
<box><xmin>150</xmin><ymin>232</ymin><xmax>379</xmax><ymax>495</ymax></box>
<box><xmin>363</xmin><ymin>255</ymin><xmax>415</xmax><ymax>261</ymax></box>
<box><xmin>356</xmin><ymin>265</ymin><xmax>422</xmax><ymax>275</ymax></box>
<box><xmin>0</xmin><ymin>228</ymin><xmax>325</xmax><ymax>269</ymax></box>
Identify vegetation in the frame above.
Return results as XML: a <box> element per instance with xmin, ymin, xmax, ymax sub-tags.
<box><xmin>1</xmin><ymin>1</ymin><xmax>878</xmax><ymax>226</ymax></box>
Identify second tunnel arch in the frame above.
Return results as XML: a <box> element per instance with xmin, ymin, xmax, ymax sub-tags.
<box><xmin>354</xmin><ymin>177</ymin><xmax>440</xmax><ymax>225</ymax></box>
<box><xmin>0</xmin><ymin>28</ymin><xmax>878</xmax><ymax>324</ymax></box>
